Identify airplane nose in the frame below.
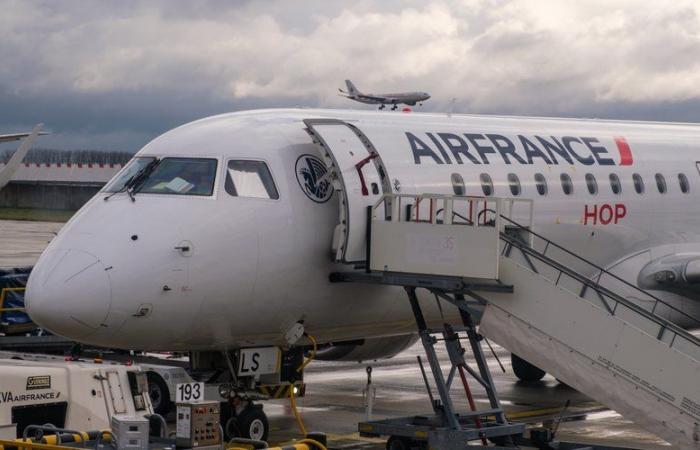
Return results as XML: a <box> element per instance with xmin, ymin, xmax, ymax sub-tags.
<box><xmin>26</xmin><ymin>249</ymin><xmax>112</xmax><ymax>339</ymax></box>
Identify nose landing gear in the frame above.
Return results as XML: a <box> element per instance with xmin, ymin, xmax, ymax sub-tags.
<box><xmin>222</xmin><ymin>399</ymin><xmax>270</xmax><ymax>442</ymax></box>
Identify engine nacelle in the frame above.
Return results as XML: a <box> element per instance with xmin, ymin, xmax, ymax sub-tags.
<box><xmin>316</xmin><ymin>334</ymin><xmax>419</xmax><ymax>362</ymax></box>
<box><xmin>602</xmin><ymin>246</ymin><xmax>700</xmax><ymax>329</ymax></box>
<box><xmin>638</xmin><ymin>253</ymin><xmax>700</xmax><ymax>293</ymax></box>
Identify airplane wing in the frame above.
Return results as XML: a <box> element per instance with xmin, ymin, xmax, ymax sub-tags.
<box><xmin>0</xmin><ymin>130</ymin><xmax>48</xmax><ymax>143</ymax></box>
<box><xmin>0</xmin><ymin>124</ymin><xmax>44</xmax><ymax>190</ymax></box>
<box><xmin>360</xmin><ymin>94</ymin><xmax>388</xmax><ymax>102</ymax></box>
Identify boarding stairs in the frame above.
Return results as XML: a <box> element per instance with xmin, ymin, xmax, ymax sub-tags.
<box><xmin>331</xmin><ymin>194</ymin><xmax>700</xmax><ymax>449</ymax></box>
<box><xmin>485</xmin><ymin>212</ymin><xmax>700</xmax><ymax>449</ymax></box>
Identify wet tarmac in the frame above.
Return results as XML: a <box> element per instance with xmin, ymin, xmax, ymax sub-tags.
<box><xmin>0</xmin><ymin>220</ymin><xmax>673</xmax><ymax>449</ymax></box>
<box><xmin>266</xmin><ymin>343</ymin><xmax>670</xmax><ymax>449</ymax></box>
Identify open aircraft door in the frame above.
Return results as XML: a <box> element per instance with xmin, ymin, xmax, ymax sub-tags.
<box><xmin>304</xmin><ymin>119</ymin><xmax>392</xmax><ymax>264</ymax></box>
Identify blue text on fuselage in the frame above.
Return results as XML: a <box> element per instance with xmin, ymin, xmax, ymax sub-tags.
<box><xmin>407</xmin><ymin>132</ymin><xmax>617</xmax><ymax>166</ymax></box>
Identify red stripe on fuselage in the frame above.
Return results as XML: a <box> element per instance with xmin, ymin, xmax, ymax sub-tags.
<box><xmin>614</xmin><ymin>137</ymin><xmax>633</xmax><ymax>166</ymax></box>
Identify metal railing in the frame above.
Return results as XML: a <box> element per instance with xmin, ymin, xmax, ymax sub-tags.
<box><xmin>499</xmin><ymin>216</ymin><xmax>700</xmax><ymax>356</ymax></box>
<box><xmin>372</xmin><ymin>194</ymin><xmax>533</xmax><ymax>231</ymax></box>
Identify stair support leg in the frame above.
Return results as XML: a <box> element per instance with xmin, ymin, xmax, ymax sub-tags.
<box><xmin>405</xmin><ymin>286</ymin><xmax>461</xmax><ymax>430</ymax></box>
<box><xmin>456</xmin><ymin>295</ymin><xmax>509</xmax><ymax>427</ymax></box>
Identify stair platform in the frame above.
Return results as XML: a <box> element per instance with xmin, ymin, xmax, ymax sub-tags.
<box><xmin>329</xmin><ymin>270</ymin><xmax>513</xmax><ymax>293</ymax></box>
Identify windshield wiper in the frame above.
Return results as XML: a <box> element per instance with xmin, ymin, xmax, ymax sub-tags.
<box><xmin>104</xmin><ymin>173</ymin><xmax>137</xmax><ymax>202</ymax></box>
<box><xmin>103</xmin><ymin>158</ymin><xmax>160</xmax><ymax>202</ymax></box>
<box><xmin>128</xmin><ymin>159</ymin><xmax>161</xmax><ymax>198</ymax></box>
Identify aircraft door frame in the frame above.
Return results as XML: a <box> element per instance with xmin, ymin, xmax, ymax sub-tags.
<box><xmin>304</xmin><ymin>119</ymin><xmax>392</xmax><ymax>264</ymax></box>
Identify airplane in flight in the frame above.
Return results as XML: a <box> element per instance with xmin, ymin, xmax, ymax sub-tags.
<box><xmin>23</xmin><ymin>109</ymin><xmax>700</xmax><ymax>445</ymax></box>
<box><xmin>0</xmin><ymin>124</ymin><xmax>45</xmax><ymax>191</ymax></box>
<box><xmin>339</xmin><ymin>80</ymin><xmax>430</xmax><ymax>110</ymax></box>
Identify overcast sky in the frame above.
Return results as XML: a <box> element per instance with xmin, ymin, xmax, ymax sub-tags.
<box><xmin>2</xmin><ymin>0</ymin><xmax>700</xmax><ymax>152</ymax></box>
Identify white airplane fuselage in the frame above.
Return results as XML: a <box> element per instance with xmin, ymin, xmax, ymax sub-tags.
<box><xmin>25</xmin><ymin>109</ymin><xmax>700</xmax><ymax>351</ymax></box>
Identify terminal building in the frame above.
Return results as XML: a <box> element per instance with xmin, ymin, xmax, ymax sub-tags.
<box><xmin>0</xmin><ymin>154</ymin><xmax>127</xmax><ymax>210</ymax></box>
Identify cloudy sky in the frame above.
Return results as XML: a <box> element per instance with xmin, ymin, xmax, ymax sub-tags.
<box><xmin>2</xmin><ymin>0</ymin><xmax>700</xmax><ymax>152</ymax></box>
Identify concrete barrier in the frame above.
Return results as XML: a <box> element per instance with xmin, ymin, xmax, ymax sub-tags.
<box><xmin>0</xmin><ymin>181</ymin><xmax>102</xmax><ymax>211</ymax></box>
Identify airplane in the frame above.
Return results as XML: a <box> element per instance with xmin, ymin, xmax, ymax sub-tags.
<box><xmin>339</xmin><ymin>80</ymin><xmax>430</xmax><ymax>110</ymax></box>
<box><xmin>0</xmin><ymin>124</ymin><xmax>46</xmax><ymax>191</ymax></box>
<box><xmin>22</xmin><ymin>109</ymin><xmax>700</xmax><ymax>431</ymax></box>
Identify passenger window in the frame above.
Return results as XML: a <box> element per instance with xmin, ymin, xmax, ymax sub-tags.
<box><xmin>480</xmin><ymin>173</ymin><xmax>493</xmax><ymax>196</ymax></box>
<box><xmin>225</xmin><ymin>160</ymin><xmax>279</xmax><ymax>199</ymax></box>
<box><xmin>633</xmin><ymin>173</ymin><xmax>644</xmax><ymax>194</ymax></box>
<box><xmin>679</xmin><ymin>173</ymin><xmax>690</xmax><ymax>193</ymax></box>
<box><xmin>534</xmin><ymin>173</ymin><xmax>547</xmax><ymax>196</ymax></box>
<box><xmin>560</xmin><ymin>173</ymin><xmax>573</xmax><ymax>195</ymax></box>
<box><xmin>137</xmin><ymin>158</ymin><xmax>218</xmax><ymax>196</ymax></box>
<box><xmin>451</xmin><ymin>173</ymin><xmax>466</xmax><ymax>196</ymax></box>
<box><xmin>655</xmin><ymin>173</ymin><xmax>667</xmax><ymax>194</ymax></box>
<box><xmin>585</xmin><ymin>173</ymin><xmax>597</xmax><ymax>195</ymax></box>
<box><xmin>507</xmin><ymin>173</ymin><xmax>521</xmax><ymax>196</ymax></box>
<box><xmin>609</xmin><ymin>173</ymin><xmax>622</xmax><ymax>195</ymax></box>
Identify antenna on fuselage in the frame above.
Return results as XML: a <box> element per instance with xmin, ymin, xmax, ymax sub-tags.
<box><xmin>447</xmin><ymin>98</ymin><xmax>457</xmax><ymax>118</ymax></box>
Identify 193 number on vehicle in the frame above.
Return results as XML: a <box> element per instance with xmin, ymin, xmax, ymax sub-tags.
<box><xmin>176</xmin><ymin>382</ymin><xmax>204</xmax><ymax>402</ymax></box>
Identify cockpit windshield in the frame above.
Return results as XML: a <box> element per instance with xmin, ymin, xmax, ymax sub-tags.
<box><xmin>103</xmin><ymin>157</ymin><xmax>218</xmax><ymax>196</ymax></box>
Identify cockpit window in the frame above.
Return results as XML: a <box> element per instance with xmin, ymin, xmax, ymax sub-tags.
<box><xmin>225</xmin><ymin>160</ymin><xmax>279</xmax><ymax>199</ymax></box>
<box><xmin>103</xmin><ymin>157</ymin><xmax>156</xmax><ymax>193</ymax></box>
<box><xmin>137</xmin><ymin>158</ymin><xmax>218</xmax><ymax>196</ymax></box>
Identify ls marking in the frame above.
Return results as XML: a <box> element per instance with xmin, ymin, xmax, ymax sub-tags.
<box><xmin>583</xmin><ymin>203</ymin><xmax>627</xmax><ymax>225</ymax></box>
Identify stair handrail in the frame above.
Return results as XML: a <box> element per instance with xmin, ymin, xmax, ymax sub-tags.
<box><xmin>499</xmin><ymin>214</ymin><xmax>700</xmax><ymax>333</ymax></box>
<box><xmin>502</xmin><ymin>233</ymin><xmax>700</xmax><ymax>348</ymax></box>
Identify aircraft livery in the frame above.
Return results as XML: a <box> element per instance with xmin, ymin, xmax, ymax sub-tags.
<box><xmin>407</xmin><ymin>132</ymin><xmax>633</xmax><ymax>166</ymax></box>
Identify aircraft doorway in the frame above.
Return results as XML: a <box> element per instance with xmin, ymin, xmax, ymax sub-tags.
<box><xmin>304</xmin><ymin>119</ymin><xmax>391</xmax><ymax>264</ymax></box>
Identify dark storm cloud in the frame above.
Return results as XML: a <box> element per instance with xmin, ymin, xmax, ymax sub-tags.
<box><xmin>1</xmin><ymin>0</ymin><xmax>700</xmax><ymax>151</ymax></box>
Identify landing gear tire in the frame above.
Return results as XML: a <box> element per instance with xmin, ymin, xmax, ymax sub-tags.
<box><xmin>146</xmin><ymin>372</ymin><xmax>172</xmax><ymax>416</ymax></box>
<box><xmin>511</xmin><ymin>354</ymin><xmax>546</xmax><ymax>382</ymax></box>
<box><xmin>236</xmin><ymin>405</ymin><xmax>269</xmax><ymax>442</ymax></box>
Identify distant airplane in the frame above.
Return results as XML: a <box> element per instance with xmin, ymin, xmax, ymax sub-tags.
<box><xmin>0</xmin><ymin>128</ymin><xmax>47</xmax><ymax>144</ymax></box>
<box><xmin>0</xmin><ymin>124</ymin><xmax>45</xmax><ymax>191</ymax></box>
<box><xmin>338</xmin><ymin>80</ymin><xmax>430</xmax><ymax>110</ymax></box>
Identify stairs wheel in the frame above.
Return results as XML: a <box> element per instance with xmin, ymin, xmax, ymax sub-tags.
<box><xmin>386</xmin><ymin>436</ymin><xmax>417</xmax><ymax>450</ymax></box>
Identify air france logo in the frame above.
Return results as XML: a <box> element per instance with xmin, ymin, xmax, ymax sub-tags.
<box><xmin>295</xmin><ymin>154</ymin><xmax>333</xmax><ymax>203</ymax></box>
<box><xmin>407</xmin><ymin>132</ymin><xmax>633</xmax><ymax>166</ymax></box>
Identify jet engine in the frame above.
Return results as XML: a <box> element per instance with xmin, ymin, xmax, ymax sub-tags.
<box><xmin>638</xmin><ymin>253</ymin><xmax>700</xmax><ymax>296</ymax></box>
<box><xmin>598</xmin><ymin>247</ymin><xmax>700</xmax><ymax>329</ymax></box>
<box><xmin>316</xmin><ymin>334</ymin><xmax>419</xmax><ymax>362</ymax></box>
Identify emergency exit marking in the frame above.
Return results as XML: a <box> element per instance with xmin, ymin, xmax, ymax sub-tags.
<box><xmin>176</xmin><ymin>382</ymin><xmax>204</xmax><ymax>402</ymax></box>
